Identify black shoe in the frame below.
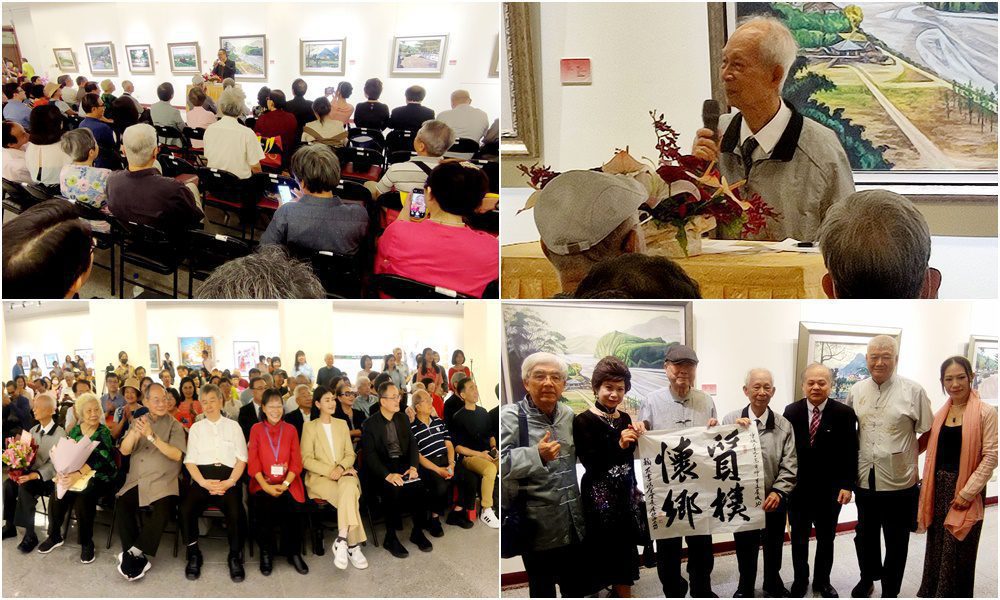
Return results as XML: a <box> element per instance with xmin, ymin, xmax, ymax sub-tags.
<box><xmin>2</xmin><ymin>525</ymin><xmax>17</xmax><ymax>540</ymax></box>
<box><xmin>36</xmin><ymin>535</ymin><xmax>64</xmax><ymax>554</ymax></box>
<box><xmin>691</xmin><ymin>588</ymin><xmax>718</xmax><ymax>598</ymax></box>
<box><xmin>17</xmin><ymin>533</ymin><xmax>38</xmax><ymax>553</ymax></box>
<box><xmin>446</xmin><ymin>510</ymin><xmax>474</xmax><ymax>529</ymax></box>
<box><xmin>665</xmin><ymin>577</ymin><xmax>689</xmax><ymax>598</ymax></box>
<box><xmin>80</xmin><ymin>542</ymin><xmax>95</xmax><ymax>564</ymax></box>
<box><xmin>312</xmin><ymin>531</ymin><xmax>325</xmax><ymax>556</ymax></box>
<box><xmin>426</xmin><ymin>516</ymin><xmax>444</xmax><ymax>538</ymax></box>
<box><xmin>409</xmin><ymin>528</ymin><xmax>433</xmax><ymax>552</ymax></box>
<box><xmin>642</xmin><ymin>543</ymin><xmax>657</xmax><ymax>568</ymax></box>
<box><xmin>383</xmin><ymin>533</ymin><xmax>409</xmax><ymax>558</ymax></box>
<box><xmin>125</xmin><ymin>553</ymin><xmax>150</xmax><ymax>581</ymax></box>
<box><xmin>850</xmin><ymin>580</ymin><xmax>873</xmax><ymax>598</ymax></box>
<box><xmin>184</xmin><ymin>547</ymin><xmax>203</xmax><ymax>580</ymax></box>
<box><xmin>790</xmin><ymin>579</ymin><xmax>808</xmax><ymax>598</ymax></box>
<box><xmin>733</xmin><ymin>589</ymin><xmax>753</xmax><ymax>598</ymax></box>
<box><xmin>814</xmin><ymin>583</ymin><xmax>839</xmax><ymax>598</ymax></box>
<box><xmin>228</xmin><ymin>554</ymin><xmax>245</xmax><ymax>582</ymax></box>
<box><xmin>288</xmin><ymin>554</ymin><xmax>309</xmax><ymax>575</ymax></box>
<box><xmin>259</xmin><ymin>550</ymin><xmax>273</xmax><ymax>576</ymax></box>
<box><xmin>764</xmin><ymin>583</ymin><xmax>791</xmax><ymax>597</ymax></box>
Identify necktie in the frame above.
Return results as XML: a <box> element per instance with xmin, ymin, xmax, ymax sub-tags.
<box><xmin>754</xmin><ymin>418</ymin><xmax>762</xmax><ymax>431</ymax></box>
<box><xmin>741</xmin><ymin>136</ymin><xmax>759</xmax><ymax>178</ymax></box>
<box><xmin>809</xmin><ymin>406</ymin><xmax>820</xmax><ymax>446</ymax></box>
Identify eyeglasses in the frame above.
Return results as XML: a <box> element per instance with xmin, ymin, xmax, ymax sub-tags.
<box><xmin>380</xmin><ymin>394</ymin><xmax>400</xmax><ymax>401</ymax></box>
<box><xmin>340</xmin><ymin>391</ymin><xmax>358</xmax><ymax>397</ymax></box>
<box><xmin>528</xmin><ymin>372</ymin><xmax>565</xmax><ymax>383</ymax></box>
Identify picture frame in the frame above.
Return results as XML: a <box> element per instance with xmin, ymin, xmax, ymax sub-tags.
<box><xmin>220</xmin><ymin>34</ymin><xmax>267</xmax><ymax>80</ymax></box>
<box><xmin>233</xmin><ymin>341</ymin><xmax>260</xmax><ymax>374</ymax></box>
<box><xmin>167</xmin><ymin>42</ymin><xmax>201</xmax><ymax>74</ymax></box>
<box><xmin>795</xmin><ymin>322</ymin><xmax>903</xmax><ymax>401</ymax></box>
<box><xmin>502</xmin><ymin>2</ymin><xmax>541</xmax><ymax>158</ymax></box>
<box><xmin>300</xmin><ymin>39</ymin><xmax>345</xmax><ymax>76</ymax></box>
<box><xmin>489</xmin><ymin>34</ymin><xmax>499</xmax><ymax>78</ymax></box>
<box><xmin>178</xmin><ymin>337</ymin><xmax>215</xmax><ymax>368</ymax></box>
<box><xmin>125</xmin><ymin>44</ymin><xmax>154</xmax><ymax>74</ymax></box>
<box><xmin>44</xmin><ymin>353</ymin><xmax>59</xmax><ymax>368</ymax></box>
<box><xmin>712</xmin><ymin>2</ymin><xmax>997</xmax><ymax>186</ymax></box>
<box><xmin>52</xmin><ymin>48</ymin><xmax>77</xmax><ymax>72</ymax></box>
<box><xmin>390</xmin><ymin>34</ymin><xmax>448</xmax><ymax>76</ymax></box>
<box><xmin>501</xmin><ymin>301</ymin><xmax>693</xmax><ymax>419</ymax></box>
<box><xmin>84</xmin><ymin>41</ymin><xmax>117</xmax><ymax>75</ymax></box>
<box><xmin>149</xmin><ymin>344</ymin><xmax>160</xmax><ymax>370</ymax></box>
<box><xmin>967</xmin><ymin>334</ymin><xmax>998</xmax><ymax>402</ymax></box>
<box><xmin>74</xmin><ymin>348</ymin><xmax>96</xmax><ymax>371</ymax></box>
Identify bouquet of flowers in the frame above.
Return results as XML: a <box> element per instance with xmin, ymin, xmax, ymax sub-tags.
<box><xmin>2</xmin><ymin>431</ymin><xmax>38</xmax><ymax>480</ymax></box>
<box><xmin>519</xmin><ymin>110</ymin><xmax>779</xmax><ymax>256</ymax></box>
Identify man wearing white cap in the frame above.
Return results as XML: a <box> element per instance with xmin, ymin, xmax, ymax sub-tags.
<box><xmin>188</xmin><ymin>75</ymin><xmax>218</xmax><ymax>114</ymax></box>
<box><xmin>534</xmin><ymin>170</ymin><xmax>648</xmax><ymax>296</ymax></box>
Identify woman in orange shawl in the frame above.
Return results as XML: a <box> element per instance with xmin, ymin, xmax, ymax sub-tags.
<box><xmin>916</xmin><ymin>355</ymin><xmax>998</xmax><ymax>597</ymax></box>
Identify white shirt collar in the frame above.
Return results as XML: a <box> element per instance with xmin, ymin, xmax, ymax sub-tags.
<box><xmin>809</xmin><ymin>398</ymin><xmax>829</xmax><ymax>414</ymax></box>
<box><xmin>38</xmin><ymin>420</ymin><xmax>57</xmax><ymax>436</ymax></box>
<box><xmin>750</xmin><ymin>407</ymin><xmax>771</xmax><ymax>427</ymax></box>
<box><xmin>739</xmin><ymin>101</ymin><xmax>792</xmax><ymax>157</ymax></box>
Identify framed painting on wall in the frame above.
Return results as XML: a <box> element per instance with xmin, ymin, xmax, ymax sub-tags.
<box><xmin>300</xmin><ymin>39</ymin><xmax>345</xmax><ymax>75</ymax></box>
<box><xmin>179</xmin><ymin>337</ymin><xmax>214</xmax><ymax>367</ymax></box>
<box><xmin>968</xmin><ymin>334</ymin><xmax>998</xmax><ymax>402</ymax></box>
<box><xmin>220</xmin><ymin>34</ymin><xmax>267</xmax><ymax>79</ymax></box>
<box><xmin>167</xmin><ymin>42</ymin><xmax>201</xmax><ymax>74</ymax></box>
<box><xmin>795</xmin><ymin>322</ymin><xmax>902</xmax><ymax>401</ymax></box>
<box><xmin>52</xmin><ymin>48</ymin><xmax>77</xmax><ymax>72</ymax></box>
<box><xmin>502</xmin><ymin>2</ymin><xmax>540</xmax><ymax>158</ymax></box>
<box><xmin>149</xmin><ymin>344</ymin><xmax>160</xmax><ymax>370</ymax></box>
<box><xmin>233</xmin><ymin>341</ymin><xmax>260</xmax><ymax>374</ymax></box>
<box><xmin>74</xmin><ymin>348</ymin><xmax>96</xmax><ymax>370</ymax></box>
<box><xmin>125</xmin><ymin>44</ymin><xmax>154</xmax><ymax>74</ymax></box>
<box><xmin>84</xmin><ymin>41</ymin><xmax>117</xmax><ymax>75</ymax></box>
<box><xmin>44</xmin><ymin>353</ymin><xmax>59</xmax><ymax>368</ymax></box>
<box><xmin>501</xmin><ymin>301</ymin><xmax>692</xmax><ymax>420</ymax></box>
<box><xmin>712</xmin><ymin>2</ymin><xmax>997</xmax><ymax>185</ymax></box>
<box><xmin>390</xmin><ymin>35</ymin><xmax>448</xmax><ymax>76</ymax></box>
<box><xmin>489</xmin><ymin>34</ymin><xmax>499</xmax><ymax>78</ymax></box>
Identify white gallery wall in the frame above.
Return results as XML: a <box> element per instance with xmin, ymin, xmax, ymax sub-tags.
<box><xmin>4</xmin><ymin>1</ymin><xmax>500</xmax><ymax>120</ymax></box>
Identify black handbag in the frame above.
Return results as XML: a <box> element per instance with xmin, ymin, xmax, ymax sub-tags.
<box><xmin>500</xmin><ymin>402</ymin><xmax>537</xmax><ymax>558</ymax></box>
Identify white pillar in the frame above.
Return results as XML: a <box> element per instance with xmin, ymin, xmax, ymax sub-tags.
<box><xmin>462</xmin><ymin>301</ymin><xmax>500</xmax><ymax>409</ymax></box>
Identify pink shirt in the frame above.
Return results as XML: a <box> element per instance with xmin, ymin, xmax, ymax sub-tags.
<box><xmin>375</xmin><ymin>219</ymin><xmax>498</xmax><ymax>297</ymax></box>
<box><xmin>330</xmin><ymin>101</ymin><xmax>354</xmax><ymax>125</ymax></box>
<box><xmin>186</xmin><ymin>107</ymin><xmax>218</xmax><ymax>148</ymax></box>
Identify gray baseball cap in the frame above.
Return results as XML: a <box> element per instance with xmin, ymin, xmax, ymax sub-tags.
<box><xmin>664</xmin><ymin>344</ymin><xmax>699</xmax><ymax>364</ymax></box>
<box><xmin>534</xmin><ymin>170</ymin><xmax>648</xmax><ymax>255</ymax></box>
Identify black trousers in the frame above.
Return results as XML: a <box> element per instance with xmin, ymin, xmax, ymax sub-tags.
<box><xmin>3</xmin><ymin>477</ymin><xmax>54</xmax><ymax>532</ymax></box>
<box><xmin>789</xmin><ymin>488</ymin><xmax>842</xmax><ymax>587</ymax></box>
<box><xmin>179</xmin><ymin>465</ymin><xmax>243</xmax><ymax>555</ymax></box>
<box><xmin>522</xmin><ymin>541</ymin><xmax>592</xmax><ymax>598</ymax></box>
<box><xmin>249</xmin><ymin>490</ymin><xmax>303</xmax><ymax>556</ymax></box>
<box><xmin>656</xmin><ymin>534</ymin><xmax>715</xmax><ymax>595</ymax></box>
<box><xmin>48</xmin><ymin>480</ymin><xmax>112</xmax><ymax>545</ymax></box>
<box><xmin>419</xmin><ymin>454</ymin><xmax>451</xmax><ymax>515</ymax></box>
<box><xmin>377</xmin><ymin>457</ymin><xmax>428</xmax><ymax>531</ymax></box>
<box><xmin>733</xmin><ymin>503</ymin><xmax>788</xmax><ymax>591</ymax></box>
<box><xmin>854</xmin><ymin>478</ymin><xmax>918</xmax><ymax>597</ymax></box>
<box><xmin>115</xmin><ymin>487</ymin><xmax>174</xmax><ymax>556</ymax></box>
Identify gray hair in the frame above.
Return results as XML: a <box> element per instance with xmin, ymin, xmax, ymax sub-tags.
<box><xmin>290</xmin><ymin>144</ymin><xmax>341</xmax><ymax>192</ymax></box>
<box><xmin>818</xmin><ymin>190</ymin><xmax>931</xmax><ymax>299</ymax></box>
<box><xmin>545</xmin><ymin>214</ymin><xmax>644</xmax><ymax>283</ymax></box>
<box><xmin>411</xmin><ymin>389</ymin><xmax>431</xmax><ymax>407</ymax></box>
<box><xmin>198</xmin><ymin>245</ymin><xmax>326</xmax><ymax>299</ymax></box>
<box><xmin>222</xmin><ymin>77</ymin><xmax>236</xmax><ymax>89</ymax></box>
<box><xmin>217</xmin><ymin>87</ymin><xmax>247</xmax><ymax>118</ymax></box>
<box><xmin>60</xmin><ymin>127</ymin><xmax>97</xmax><ymax>162</ymax></box>
<box><xmin>743</xmin><ymin>367</ymin><xmax>773</xmax><ymax>387</ymax></box>
<box><xmin>122</xmin><ymin>80</ymin><xmax>134</xmax><ymax>91</ymax></box>
<box><xmin>801</xmin><ymin>363</ymin><xmax>833</xmax><ymax>384</ymax></box>
<box><xmin>33</xmin><ymin>392</ymin><xmax>57</xmax><ymax>411</ymax></box>
<box><xmin>122</xmin><ymin>123</ymin><xmax>157</xmax><ymax>166</ymax></box>
<box><xmin>520</xmin><ymin>352</ymin><xmax>569</xmax><ymax>381</ymax></box>
<box><xmin>416</xmin><ymin>120</ymin><xmax>454</xmax><ymax>156</ymax></box>
<box><xmin>867</xmin><ymin>335</ymin><xmax>899</xmax><ymax>357</ymax></box>
<box><xmin>740</xmin><ymin>16</ymin><xmax>798</xmax><ymax>88</ymax></box>
<box><xmin>191</xmin><ymin>74</ymin><xmax>205</xmax><ymax>85</ymax></box>
<box><xmin>294</xmin><ymin>383</ymin><xmax>311</xmax><ymax>396</ymax></box>
<box><xmin>74</xmin><ymin>392</ymin><xmax>101</xmax><ymax>417</ymax></box>
<box><xmin>451</xmin><ymin>89</ymin><xmax>471</xmax><ymax>105</ymax></box>
<box><xmin>199</xmin><ymin>383</ymin><xmax>222</xmax><ymax>401</ymax></box>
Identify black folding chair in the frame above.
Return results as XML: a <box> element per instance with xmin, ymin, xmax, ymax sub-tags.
<box><xmin>335</xmin><ymin>179</ymin><xmax>371</xmax><ymax>203</ymax></box>
<box><xmin>181</xmin><ymin>126</ymin><xmax>207</xmax><ymax>164</ymax></box>
<box><xmin>21</xmin><ymin>182</ymin><xmax>62</xmax><ymax>202</ymax></box>
<box><xmin>111</xmin><ymin>218</ymin><xmax>184</xmax><ymax>298</ymax></box>
<box><xmin>158</xmin><ymin>153</ymin><xmax>198</xmax><ymax>178</ymax></box>
<box><xmin>153</xmin><ymin>124</ymin><xmax>188</xmax><ymax>155</ymax></box>
<box><xmin>473</xmin><ymin>141</ymin><xmax>499</xmax><ymax>161</ymax></box>
<box><xmin>286</xmin><ymin>242</ymin><xmax>364</xmax><ymax>299</ymax></box>
<box><xmin>251</xmin><ymin>172</ymin><xmax>299</xmax><ymax>224</ymax></box>
<box><xmin>347</xmin><ymin>127</ymin><xmax>386</xmax><ymax>152</ymax></box>
<box><xmin>75</xmin><ymin>201</ymin><xmax>116</xmax><ymax>296</ymax></box>
<box><xmin>338</xmin><ymin>147</ymin><xmax>385</xmax><ymax>183</ymax></box>
<box><xmin>184</xmin><ymin>229</ymin><xmax>252</xmax><ymax>298</ymax></box>
<box><xmin>2</xmin><ymin>177</ymin><xmax>36</xmax><ymax>215</ymax></box>
<box><xmin>371</xmin><ymin>274</ymin><xmax>476</xmax><ymax>299</ymax></box>
<box><xmin>385</xmin><ymin>129</ymin><xmax>417</xmax><ymax>155</ymax></box>
<box><xmin>197</xmin><ymin>167</ymin><xmax>255</xmax><ymax>239</ymax></box>
<box><xmin>446</xmin><ymin>137</ymin><xmax>480</xmax><ymax>157</ymax></box>
<box><xmin>472</xmin><ymin>159</ymin><xmax>499</xmax><ymax>194</ymax></box>
<box><xmin>387</xmin><ymin>150</ymin><xmax>416</xmax><ymax>165</ymax></box>
<box><xmin>64</xmin><ymin>114</ymin><xmax>84</xmax><ymax>131</ymax></box>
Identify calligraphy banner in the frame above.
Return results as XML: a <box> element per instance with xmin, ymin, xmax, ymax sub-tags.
<box><xmin>639</xmin><ymin>424</ymin><xmax>765</xmax><ymax>539</ymax></box>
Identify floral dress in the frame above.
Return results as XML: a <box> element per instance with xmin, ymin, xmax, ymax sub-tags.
<box><xmin>60</xmin><ymin>164</ymin><xmax>111</xmax><ymax>208</ymax></box>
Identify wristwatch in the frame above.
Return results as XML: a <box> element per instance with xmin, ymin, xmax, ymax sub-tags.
<box><xmin>281</xmin><ymin>480</ymin><xmax>290</xmax><ymax>488</ymax></box>
<box><xmin>146</xmin><ymin>434</ymin><xmax>155</xmax><ymax>443</ymax></box>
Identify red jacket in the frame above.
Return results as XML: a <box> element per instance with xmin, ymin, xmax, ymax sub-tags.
<box><xmin>248</xmin><ymin>420</ymin><xmax>305</xmax><ymax>502</ymax></box>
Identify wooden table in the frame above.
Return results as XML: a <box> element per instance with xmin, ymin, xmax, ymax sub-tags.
<box><xmin>501</xmin><ymin>240</ymin><xmax>829</xmax><ymax>299</ymax></box>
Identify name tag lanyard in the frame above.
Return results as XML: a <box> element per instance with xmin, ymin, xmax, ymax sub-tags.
<box><xmin>267</xmin><ymin>426</ymin><xmax>286</xmax><ymax>477</ymax></box>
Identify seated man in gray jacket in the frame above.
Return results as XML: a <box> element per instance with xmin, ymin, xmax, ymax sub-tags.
<box><xmin>722</xmin><ymin>368</ymin><xmax>797</xmax><ymax>598</ymax></box>
<box><xmin>693</xmin><ymin>16</ymin><xmax>854</xmax><ymax>241</ymax></box>
<box><xmin>500</xmin><ymin>352</ymin><xmax>590</xmax><ymax>598</ymax></box>
<box><xmin>2</xmin><ymin>393</ymin><xmax>65</xmax><ymax>552</ymax></box>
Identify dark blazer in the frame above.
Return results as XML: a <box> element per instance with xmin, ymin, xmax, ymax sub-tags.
<box><xmin>354</xmin><ymin>101</ymin><xmax>390</xmax><ymax>130</ymax></box>
<box><xmin>361</xmin><ymin>410</ymin><xmax>419</xmax><ymax>481</ymax></box>
<box><xmin>106</xmin><ymin>168</ymin><xmax>203</xmax><ymax>232</ymax></box>
<box><xmin>284</xmin><ymin>406</ymin><xmax>320</xmax><ymax>438</ymax></box>
<box><xmin>238</xmin><ymin>401</ymin><xmax>264</xmax><ymax>442</ymax></box>
<box><xmin>212</xmin><ymin>59</ymin><xmax>236</xmax><ymax>80</ymax></box>
<box><xmin>388</xmin><ymin>103</ymin><xmax>435</xmax><ymax>132</ymax></box>
<box><xmin>783</xmin><ymin>398</ymin><xmax>858</xmax><ymax>496</ymax></box>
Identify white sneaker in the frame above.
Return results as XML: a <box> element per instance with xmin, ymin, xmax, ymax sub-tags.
<box><xmin>332</xmin><ymin>538</ymin><xmax>348</xmax><ymax>570</ymax></box>
<box><xmin>347</xmin><ymin>545</ymin><xmax>368</xmax><ymax>569</ymax></box>
<box><xmin>480</xmin><ymin>507</ymin><xmax>500</xmax><ymax>529</ymax></box>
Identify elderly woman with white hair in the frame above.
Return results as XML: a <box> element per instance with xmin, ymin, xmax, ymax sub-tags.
<box><xmin>106</xmin><ymin>123</ymin><xmax>203</xmax><ymax>232</ymax></box>
<box><xmin>500</xmin><ymin>351</ymin><xmax>591</xmax><ymax>598</ymax></box>
<box><xmin>59</xmin><ymin>127</ymin><xmax>111</xmax><ymax>208</ymax></box>
<box><xmin>204</xmin><ymin>86</ymin><xmax>266</xmax><ymax>180</ymax></box>
<box><xmin>37</xmin><ymin>392</ymin><xmax>117</xmax><ymax>563</ymax></box>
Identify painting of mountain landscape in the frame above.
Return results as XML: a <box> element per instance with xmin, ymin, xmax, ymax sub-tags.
<box><xmin>736</xmin><ymin>2</ymin><xmax>998</xmax><ymax>172</ymax></box>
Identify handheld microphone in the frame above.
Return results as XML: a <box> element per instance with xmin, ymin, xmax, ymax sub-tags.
<box><xmin>702</xmin><ymin>99</ymin><xmax>721</xmax><ymax>142</ymax></box>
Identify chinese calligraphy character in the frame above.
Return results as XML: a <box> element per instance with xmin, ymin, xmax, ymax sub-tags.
<box><xmin>655</xmin><ymin>437</ymin><xmax>699</xmax><ymax>483</ymax></box>
<box><xmin>662</xmin><ymin>488</ymin><xmax>701</xmax><ymax>528</ymax></box>
<box><xmin>711</xmin><ymin>484</ymin><xmax>750</xmax><ymax>522</ymax></box>
<box><xmin>707</xmin><ymin>429</ymin><xmax>740</xmax><ymax>481</ymax></box>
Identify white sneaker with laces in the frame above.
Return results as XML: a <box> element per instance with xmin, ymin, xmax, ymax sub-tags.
<box><xmin>480</xmin><ymin>507</ymin><xmax>500</xmax><ymax>529</ymax></box>
<box><xmin>332</xmin><ymin>538</ymin><xmax>348</xmax><ymax>570</ymax></box>
<box><xmin>347</xmin><ymin>545</ymin><xmax>369</xmax><ymax>569</ymax></box>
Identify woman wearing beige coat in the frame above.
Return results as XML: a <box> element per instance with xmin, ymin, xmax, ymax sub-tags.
<box><xmin>300</xmin><ymin>387</ymin><xmax>369</xmax><ymax>570</ymax></box>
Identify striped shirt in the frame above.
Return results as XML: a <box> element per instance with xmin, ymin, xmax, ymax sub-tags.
<box><xmin>371</xmin><ymin>156</ymin><xmax>441</xmax><ymax>196</ymax></box>
<box><xmin>410</xmin><ymin>415</ymin><xmax>451</xmax><ymax>460</ymax></box>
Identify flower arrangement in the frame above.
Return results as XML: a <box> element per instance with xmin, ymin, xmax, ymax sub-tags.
<box><xmin>519</xmin><ymin>111</ymin><xmax>779</xmax><ymax>256</ymax></box>
<box><xmin>2</xmin><ymin>432</ymin><xmax>38</xmax><ymax>480</ymax></box>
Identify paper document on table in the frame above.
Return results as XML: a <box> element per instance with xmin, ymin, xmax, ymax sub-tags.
<box><xmin>772</xmin><ymin>238</ymin><xmax>821</xmax><ymax>253</ymax></box>
<box><xmin>699</xmin><ymin>240</ymin><xmax>766</xmax><ymax>255</ymax></box>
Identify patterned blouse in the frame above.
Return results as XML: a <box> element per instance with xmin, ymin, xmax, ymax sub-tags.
<box><xmin>67</xmin><ymin>423</ymin><xmax>117</xmax><ymax>483</ymax></box>
<box><xmin>60</xmin><ymin>164</ymin><xmax>111</xmax><ymax>208</ymax></box>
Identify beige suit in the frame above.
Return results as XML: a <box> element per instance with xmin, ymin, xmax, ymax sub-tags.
<box><xmin>301</xmin><ymin>418</ymin><xmax>367</xmax><ymax>545</ymax></box>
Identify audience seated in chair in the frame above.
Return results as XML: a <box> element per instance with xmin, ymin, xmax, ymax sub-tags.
<box><xmin>333</xmin><ymin>380</ymin><xmax>367</xmax><ymax>449</ymax></box>
<box><xmin>60</xmin><ymin>75</ymin><xmax>83</xmax><ymax>107</ymax></box>
<box><xmin>253</xmin><ymin>89</ymin><xmax>297</xmax><ymax>164</ymax></box>
<box><xmin>120</xmin><ymin>80</ymin><xmax>142</xmax><ymax>114</ymax></box>
<box><xmin>389</xmin><ymin>85</ymin><xmax>435</xmax><ymax>131</ymax></box>
<box><xmin>2</xmin><ymin>121</ymin><xmax>31</xmax><ymax>182</ymax></box>
<box><xmin>286</xmin><ymin>78</ymin><xmax>315</xmax><ymax>138</ymax></box>
<box><xmin>186</xmin><ymin>75</ymin><xmax>217</xmax><ymax>114</ymax></box>
<box><xmin>284</xmin><ymin>384</ymin><xmax>319</xmax><ymax>438</ymax></box>
<box><xmin>437</xmin><ymin>89</ymin><xmax>489</xmax><ymax>143</ymax></box>
<box><xmin>99</xmin><ymin>79</ymin><xmax>118</xmax><ymax>119</ymax></box>
<box><xmin>198</xmin><ymin>245</ymin><xmax>326</xmax><ymax>299</ymax></box>
<box><xmin>375</xmin><ymin>161</ymin><xmax>498</xmax><ymax>298</ymax></box>
<box><xmin>252</xmin><ymin>86</ymin><xmax>271</xmax><ymax>119</ymax></box>
<box><xmin>111</xmin><ymin>95</ymin><xmax>140</xmax><ymax>141</ymax></box>
<box><xmin>301</xmin><ymin>97</ymin><xmax>347</xmax><ymax>148</ymax></box>
<box><xmin>260</xmin><ymin>144</ymin><xmax>368</xmax><ymax>255</ymax></box>
<box><xmin>354</xmin><ymin>78</ymin><xmax>390</xmax><ymax>131</ymax></box>
<box><xmin>149</xmin><ymin>83</ymin><xmax>186</xmax><ymax>147</ymax></box>
<box><xmin>44</xmin><ymin>82</ymin><xmax>76</xmax><ymax>117</ymax></box>
<box><xmin>572</xmin><ymin>253</ymin><xmax>703</xmax><ymax>299</ymax></box>
<box><xmin>450</xmin><ymin>379</ymin><xmax>500</xmax><ymax>529</ymax></box>
<box><xmin>205</xmin><ymin>87</ymin><xmax>265</xmax><ymax>180</ymax></box>
<box><xmin>78</xmin><ymin>93</ymin><xmax>117</xmax><ymax>169</ymax></box>
<box><xmin>106</xmin><ymin>123</ymin><xmax>203</xmax><ymax>233</ymax></box>
<box><xmin>365</xmin><ymin>119</ymin><xmax>452</xmax><ymax>199</ymax></box>
<box><xmin>3</xmin><ymin>82</ymin><xmax>32</xmax><ymax>129</ymax></box>
<box><xmin>2</xmin><ymin>199</ymin><xmax>93</xmax><ymax>298</ymax></box>
<box><xmin>25</xmin><ymin>104</ymin><xmax>71</xmax><ymax>186</ymax></box>
<box><xmin>59</xmin><ymin>128</ymin><xmax>110</xmax><ymax>208</ymax></box>
<box><xmin>328</xmin><ymin>81</ymin><xmax>354</xmax><ymax>126</ymax></box>
<box><xmin>185</xmin><ymin>87</ymin><xmax>217</xmax><ymax>150</ymax></box>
